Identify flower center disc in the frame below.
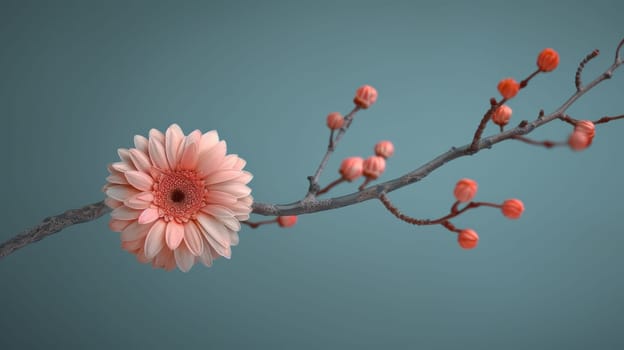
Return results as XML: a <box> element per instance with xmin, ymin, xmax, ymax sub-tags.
<box><xmin>154</xmin><ymin>170</ymin><xmax>205</xmax><ymax>223</ymax></box>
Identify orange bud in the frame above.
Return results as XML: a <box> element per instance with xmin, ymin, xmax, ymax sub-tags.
<box><xmin>374</xmin><ymin>140</ymin><xmax>395</xmax><ymax>159</ymax></box>
<box><xmin>568</xmin><ymin>131</ymin><xmax>590</xmax><ymax>151</ymax></box>
<box><xmin>574</xmin><ymin>120</ymin><xmax>595</xmax><ymax>139</ymax></box>
<box><xmin>277</xmin><ymin>216</ymin><xmax>298</xmax><ymax>228</ymax></box>
<box><xmin>537</xmin><ymin>48</ymin><xmax>560</xmax><ymax>72</ymax></box>
<box><xmin>453</xmin><ymin>178</ymin><xmax>478</xmax><ymax>203</ymax></box>
<box><xmin>492</xmin><ymin>105</ymin><xmax>512</xmax><ymax>126</ymax></box>
<box><xmin>339</xmin><ymin>157</ymin><xmax>364</xmax><ymax>181</ymax></box>
<box><xmin>362</xmin><ymin>155</ymin><xmax>386</xmax><ymax>180</ymax></box>
<box><xmin>354</xmin><ymin>85</ymin><xmax>378</xmax><ymax>109</ymax></box>
<box><xmin>326</xmin><ymin>112</ymin><xmax>344</xmax><ymax>130</ymax></box>
<box><xmin>497</xmin><ymin>78</ymin><xmax>520</xmax><ymax>99</ymax></box>
<box><xmin>458</xmin><ymin>229</ymin><xmax>479</xmax><ymax>249</ymax></box>
<box><xmin>501</xmin><ymin>199</ymin><xmax>524</xmax><ymax>219</ymax></box>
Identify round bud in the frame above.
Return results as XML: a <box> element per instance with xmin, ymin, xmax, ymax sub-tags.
<box><xmin>537</xmin><ymin>48</ymin><xmax>560</xmax><ymax>72</ymax></box>
<box><xmin>458</xmin><ymin>229</ymin><xmax>479</xmax><ymax>249</ymax></box>
<box><xmin>453</xmin><ymin>178</ymin><xmax>478</xmax><ymax>203</ymax></box>
<box><xmin>501</xmin><ymin>199</ymin><xmax>524</xmax><ymax>219</ymax></box>
<box><xmin>362</xmin><ymin>155</ymin><xmax>386</xmax><ymax>180</ymax></box>
<box><xmin>574</xmin><ymin>120</ymin><xmax>595</xmax><ymax>139</ymax></box>
<box><xmin>326</xmin><ymin>112</ymin><xmax>344</xmax><ymax>130</ymax></box>
<box><xmin>339</xmin><ymin>157</ymin><xmax>364</xmax><ymax>182</ymax></box>
<box><xmin>277</xmin><ymin>216</ymin><xmax>298</xmax><ymax>228</ymax></box>
<box><xmin>497</xmin><ymin>78</ymin><xmax>520</xmax><ymax>100</ymax></box>
<box><xmin>492</xmin><ymin>105</ymin><xmax>512</xmax><ymax>126</ymax></box>
<box><xmin>568</xmin><ymin>131</ymin><xmax>590</xmax><ymax>151</ymax></box>
<box><xmin>353</xmin><ymin>85</ymin><xmax>378</xmax><ymax>109</ymax></box>
<box><xmin>374</xmin><ymin>140</ymin><xmax>395</xmax><ymax>159</ymax></box>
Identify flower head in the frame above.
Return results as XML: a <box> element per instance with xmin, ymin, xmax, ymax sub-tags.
<box><xmin>537</xmin><ymin>48</ymin><xmax>560</xmax><ymax>72</ymax></box>
<box><xmin>354</xmin><ymin>85</ymin><xmax>378</xmax><ymax>109</ymax></box>
<box><xmin>339</xmin><ymin>157</ymin><xmax>364</xmax><ymax>182</ymax></box>
<box><xmin>492</xmin><ymin>105</ymin><xmax>512</xmax><ymax>127</ymax></box>
<box><xmin>501</xmin><ymin>199</ymin><xmax>524</xmax><ymax>219</ymax></box>
<box><xmin>453</xmin><ymin>178</ymin><xmax>478</xmax><ymax>203</ymax></box>
<box><xmin>497</xmin><ymin>78</ymin><xmax>520</xmax><ymax>100</ymax></box>
<box><xmin>458</xmin><ymin>229</ymin><xmax>479</xmax><ymax>249</ymax></box>
<box><xmin>103</xmin><ymin>124</ymin><xmax>253</xmax><ymax>272</ymax></box>
<box><xmin>374</xmin><ymin>140</ymin><xmax>395</xmax><ymax>159</ymax></box>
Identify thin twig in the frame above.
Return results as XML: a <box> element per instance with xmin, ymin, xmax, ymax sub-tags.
<box><xmin>575</xmin><ymin>49</ymin><xmax>600</xmax><ymax>91</ymax></box>
<box><xmin>305</xmin><ymin>106</ymin><xmax>360</xmax><ymax>199</ymax></box>
<box><xmin>594</xmin><ymin>114</ymin><xmax>624</xmax><ymax>124</ymax></box>
<box><xmin>379</xmin><ymin>193</ymin><xmax>500</xmax><ymax>226</ymax></box>
<box><xmin>241</xmin><ymin>219</ymin><xmax>278</xmax><ymax>229</ymax></box>
<box><xmin>511</xmin><ymin>135</ymin><xmax>565</xmax><ymax>148</ymax></box>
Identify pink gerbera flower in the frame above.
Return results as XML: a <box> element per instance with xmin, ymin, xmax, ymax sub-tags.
<box><xmin>103</xmin><ymin>124</ymin><xmax>253</xmax><ymax>272</ymax></box>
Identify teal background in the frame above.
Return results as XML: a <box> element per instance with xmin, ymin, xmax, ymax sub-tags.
<box><xmin>1</xmin><ymin>0</ymin><xmax>623</xmax><ymax>349</ymax></box>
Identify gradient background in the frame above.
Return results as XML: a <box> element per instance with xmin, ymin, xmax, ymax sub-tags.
<box><xmin>1</xmin><ymin>0</ymin><xmax>623</xmax><ymax>349</ymax></box>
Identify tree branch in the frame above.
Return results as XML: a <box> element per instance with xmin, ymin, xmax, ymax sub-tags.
<box><xmin>1</xmin><ymin>40</ymin><xmax>622</xmax><ymax>260</ymax></box>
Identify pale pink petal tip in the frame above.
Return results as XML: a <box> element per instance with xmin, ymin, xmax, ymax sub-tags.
<box><xmin>104</xmin><ymin>124</ymin><xmax>253</xmax><ymax>271</ymax></box>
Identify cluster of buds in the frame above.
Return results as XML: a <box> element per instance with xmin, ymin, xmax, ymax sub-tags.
<box><xmin>245</xmin><ymin>85</ymin><xmax>383</xmax><ymax>230</ymax></box>
<box><xmin>491</xmin><ymin>48</ymin><xmax>561</xmax><ymax>129</ymax></box>
<box><xmin>379</xmin><ymin>178</ymin><xmax>525</xmax><ymax>250</ymax></box>
<box><xmin>452</xmin><ymin>179</ymin><xmax>525</xmax><ymax>249</ymax></box>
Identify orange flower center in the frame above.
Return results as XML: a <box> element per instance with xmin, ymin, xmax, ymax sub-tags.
<box><xmin>153</xmin><ymin>170</ymin><xmax>206</xmax><ymax>223</ymax></box>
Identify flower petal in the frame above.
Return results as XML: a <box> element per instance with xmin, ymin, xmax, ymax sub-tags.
<box><xmin>220</xmin><ymin>216</ymin><xmax>241</xmax><ymax>232</ymax></box>
<box><xmin>221</xmin><ymin>154</ymin><xmax>238</xmax><ymax>169</ymax></box>
<box><xmin>124</xmin><ymin>192</ymin><xmax>153</xmax><ymax>210</ymax></box>
<box><xmin>196</xmin><ymin>214</ymin><xmax>231</xmax><ymax>258</ymax></box>
<box><xmin>199</xmin><ymin>130</ymin><xmax>219</xmax><ymax>153</ymax></box>
<box><xmin>165</xmin><ymin>221</ymin><xmax>184</xmax><ymax>250</ymax></box>
<box><xmin>165</xmin><ymin>124</ymin><xmax>184</xmax><ymax>170</ymax></box>
<box><xmin>106</xmin><ymin>173</ymin><xmax>128</xmax><ymax>185</ymax></box>
<box><xmin>229</xmin><ymin>229</ymin><xmax>240</xmax><ymax>246</ymax></box>
<box><xmin>200</xmin><ymin>204</ymin><xmax>235</xmax><ymax>217</ymax></box>
<box><xmin>111</xmin><ymin>206</ymin><xmax>141</xmax><ymax>220</ymax></box>
<box><xmin>117</xmin><ymin>148</ymin><xmax>135</xmax><ymax>169</ymax></box>
<box><xmin>184</xmin><ymin>222</ymin><xmax>204</xmax><ymax>256</ymax></box>
<box><xmin>149</xmin><ymin>128</ymin><xmax>165</xmax><ymax>145</ymax></box>
<box><xmin>233</xmin><ymin>157</ymin><xmax>246</xmax><ymax>171</ymax></box>
<box><xmin>236</xmin><ymin>171</ymin><xmax>253</xmax><ymax>185</ymax></box>
<box><xmin>209</xmin><ymin>183</ymin><xmax>251</xmax><ymax>198</ymax></box>
<box><xmin>129</xmin><ymin>149</ymin><xmax>152</xmax><ymax>173</ymax></box>
<box><xmin>205</xmin><ymin>190</ymin><xmax>238</xmax><ymax>205</ymax></box>
<box><xmin>138</xmin><ymin>207</ymin><xmax>160</xmax><ymax>224</ymax></box>
<box><xmin>148</xmin><ymin>133</ymin><xmax>170</xmax><ymax>171</ymax></box>
<box><xmin>104</xmin><ymin>197</ymin><xmax>123</xmax><ymax>209</ymax></box>
<box><xmin>174</xmin><ymin>243</ymin><xmax>195</xmax><ymax>272</ymax></box>
<box><xmin>106</xmin><ymin>185</ymin><xmax>139</xmax><ymax>201</ymax></box>
<box><xmin>152</xmin><ymin>246</ymin><xmax>175</xmax><ymax>270</ymax></box>
<box><xmin>134</xmin><ymin>134</ymin><xmax>149</xmax><ymax>153</ymax></box>
<box><xmin>197</xmin><ymin>140</ymin><xmax>226</xmax><ymax>176</ymax></box>
<box><xmin>204</xmin><ymin>170</ymin><xmax>245</xmax><ymax>185</ymax></box>
<box><xmin>198</xmin><ymin>244</ymin><xmax>213</xmax><ymax>267</ymax></box>
<box><xmin>125</xmin><ymin>170</ymin><xmax>154</xmax><ymax>192</ymax></box>
<box><xmin>178</xmin><ymin>141</ymin><xmax>199</xmax><ymax>171</ymax></box>
<box><xmin>111</xmin><ymin>161</ymin><xmax>133</xmax><ymax>173</ymax></box>
<box><xmin>144</xmin><ymin>219</ymin><xmax>166</xmax><ymax>259</ymax></box>
<box><xmin>121</xmin><ymin>221</ymin><xmax>150</xmax><ymax>242</ymax></box>
<box><xmin>122</xmin><ymin>239</ymin><xmax>143</xmax><ymax>253</ymax></box>
<box><xmin>109</xmin><ymin>219</ymin><xmax>131</xmax><ymax>232</ymax></box>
